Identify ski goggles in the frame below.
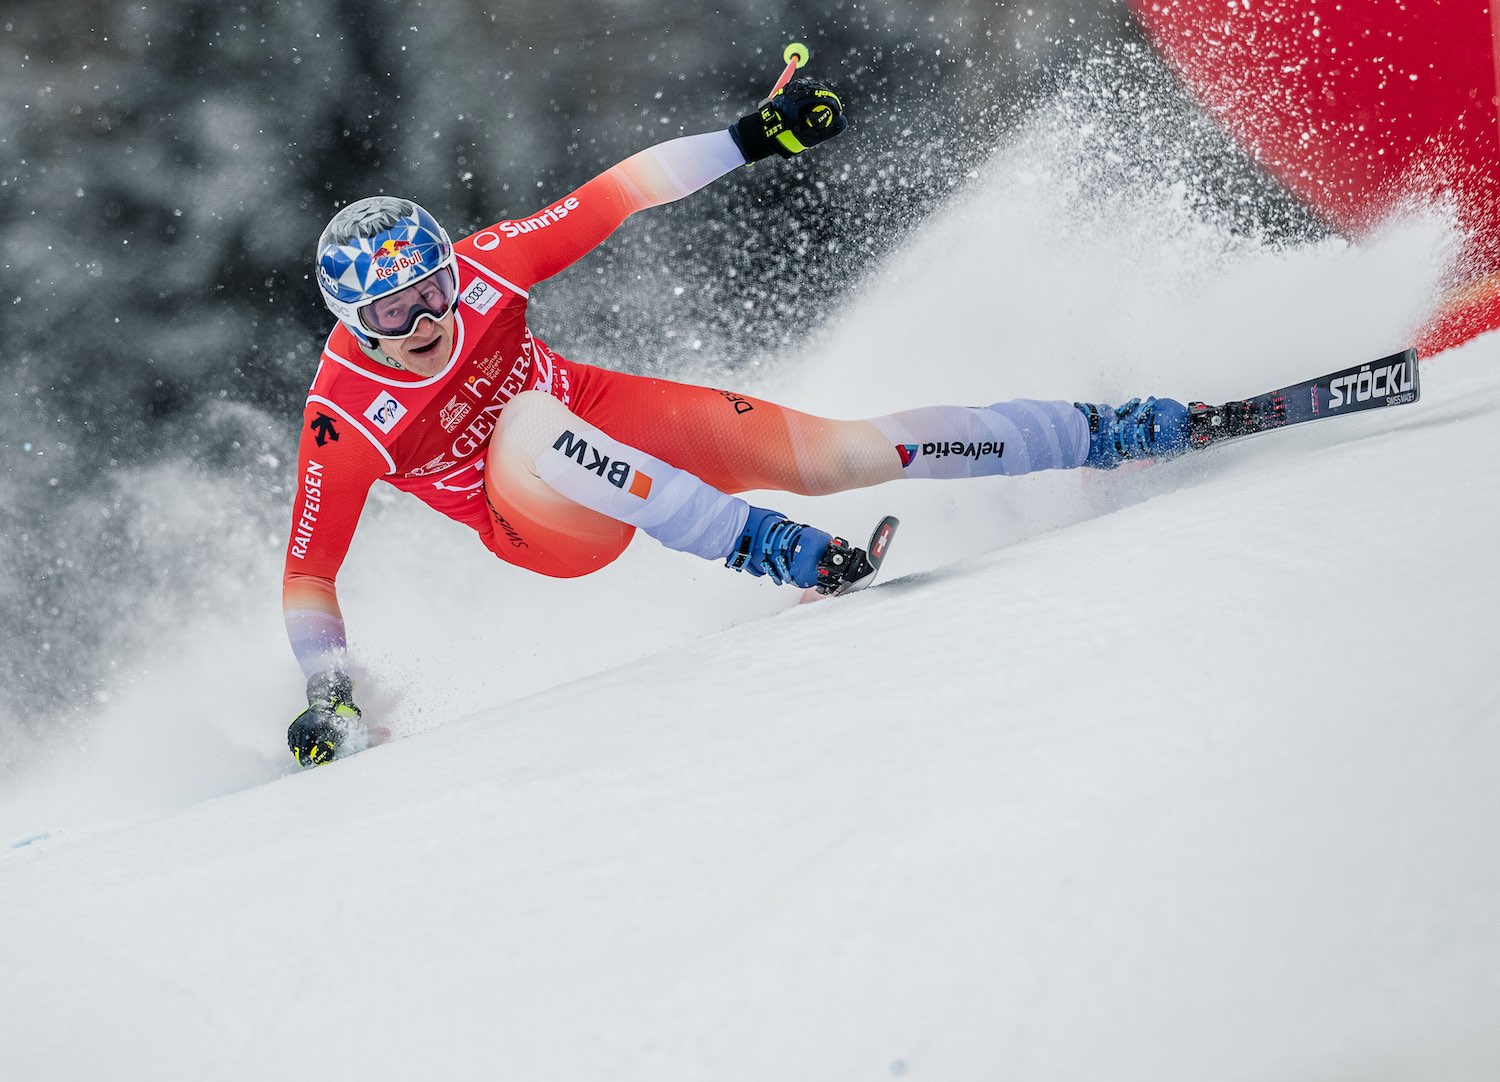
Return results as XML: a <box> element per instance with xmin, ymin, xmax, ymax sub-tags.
<box><xmin>357</xmin><ymin>265</ymin><xmax>459</xmax><ymax>339</ymax></box>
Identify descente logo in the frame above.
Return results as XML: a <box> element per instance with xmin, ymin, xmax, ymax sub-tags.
<box><xmin>552</xmin><ymin>429</ymin><xmax>653</xmax><ymax>498</ymax></box>
<box><xmin>499</xmin><ymin>197</ymin><xmax>582</xmax><ymax>238</ymax></box>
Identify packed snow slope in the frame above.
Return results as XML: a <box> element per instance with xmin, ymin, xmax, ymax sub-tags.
<box><xmin>4</xmin><ymin>92</ymin><xmax>1499</xmax><ymax>1080</ymax></box>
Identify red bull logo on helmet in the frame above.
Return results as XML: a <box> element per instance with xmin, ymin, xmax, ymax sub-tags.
<box><xmin>373</xmin><ymin>237</ymin><xmax>425</xmax><ymax>280</ymax></box>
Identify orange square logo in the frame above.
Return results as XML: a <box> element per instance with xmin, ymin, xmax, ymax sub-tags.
<box><xmin>629</xmin><ymin>470</ymin><xmax>653</xmax><ymax>499</ymax></box>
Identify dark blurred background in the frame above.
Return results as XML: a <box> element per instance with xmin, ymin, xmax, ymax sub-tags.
<box><xmin>0</xmin><ymin>0</ymin><xmax>1314</xmax><ymax>754</ymax></box>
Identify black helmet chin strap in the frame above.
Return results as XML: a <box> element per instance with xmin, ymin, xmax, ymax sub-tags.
<box><xmin>356</xmin><ymin>339</ymin><xmax>406</xmax><ymax>371</ymax></box>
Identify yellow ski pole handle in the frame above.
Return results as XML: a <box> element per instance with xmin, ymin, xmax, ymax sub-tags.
<box><xmin>763</xmin><ymin>41</ymin><xmax>810</xmax><ymax>102</ymax></box>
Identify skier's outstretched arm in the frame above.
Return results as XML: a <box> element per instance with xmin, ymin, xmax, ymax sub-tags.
<box><xmin>281</xmin><ymin>402</ymin><xmax>386</xmax><ymax>765</ymax></box>
<box><xmin>486</xmin><ymin>79</ymin><xmax>847</xmax><ymax>288</ymax></box>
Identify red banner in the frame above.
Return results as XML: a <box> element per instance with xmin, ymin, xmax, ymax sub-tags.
<box><xmin>1131</xmin><ymin>0</ymin><xmax>1500</xmax><ymax>354</ymax></box>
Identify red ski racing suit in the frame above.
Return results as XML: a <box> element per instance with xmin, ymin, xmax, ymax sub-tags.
<box><xmin>283</xmin><ymin>131</ymin><xmax>1092</xmax><ymax>678</ymax></box>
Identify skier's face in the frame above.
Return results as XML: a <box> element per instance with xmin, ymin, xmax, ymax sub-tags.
<box><xmin>377</xmin><ymin>308</ymin><xmax>456</xmax><ymax>376</ymax></box>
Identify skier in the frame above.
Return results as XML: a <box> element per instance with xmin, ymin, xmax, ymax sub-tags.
<box><xmin>285</xmin><ymin>79</ymin><xmax>1192</xmax><ymax>766</ymax></box>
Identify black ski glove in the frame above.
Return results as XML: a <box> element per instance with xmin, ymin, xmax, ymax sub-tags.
<box><xmin>288</xmin><ymin>670</ymin><xmax>362</xmax><ymax>768</ymax></box>
<box><xmin>729</xmin><ymin>78</ymin><xmax>848</xmax><ymax>162</ymax></box>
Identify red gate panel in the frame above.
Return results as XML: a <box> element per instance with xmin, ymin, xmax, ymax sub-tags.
<box><xmin>1130</xmin><ymin>0</ymin><xmax>1500</xmax><ymax>353</ymax></box>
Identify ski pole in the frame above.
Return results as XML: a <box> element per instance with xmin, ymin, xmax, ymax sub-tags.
<box><xmin>763</xmin><ymin>41</ymin><xmax>810</xmax><ymax>102</ymax></box>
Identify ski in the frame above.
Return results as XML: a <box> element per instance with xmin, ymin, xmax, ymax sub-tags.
<box><xmin>802</xmin><ymin>514</ymin><xmax>899</xmax><ymax>602</ymax></box>
<box><xmin>1188</xmin><ymin>347</ymin><xmax>1419</xmax><ymax>447</ymax></box>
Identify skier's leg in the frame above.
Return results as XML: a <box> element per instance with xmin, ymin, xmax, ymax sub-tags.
<box><xmin>864</xmin><ymin>398</ymin><xmax>1188</xmax><ymax>475</ymax></box>
<box><xmin>562</xmin><ymin>365</ymin><xmax>901</xmax><ymax>495</ymax></box>
<box><xmin>556</xmin><ymin>363</ymin><xmax>1188</xmax><ymax>489</ymax></box>
<box><xmin>484</xmin><ymin>390</ymin><xmax>763</xmax><ymax>579</ymax></box>
<box><xmin>484</xmin><ymin>389</ymin><xmax>846</xmax><ymax>589</ymax></box>
<box><xmin>479</xmin><ymin>367</ymin><xmax>1190</xmax><ymax>581</ymax></box>
<box><xmin>564</xmin><ymin>364</ymin><xmax>1106</xmax><ymax>485</ymax></box>
<box><xmin>480</xmin><ymin>416</ymin><xmax>638</xmax><ymax>578</ymax></box>
<box><xmin>868</xmin><ymin>400</ymin><xmax>1092</xmax><ymax>478</ymax></box>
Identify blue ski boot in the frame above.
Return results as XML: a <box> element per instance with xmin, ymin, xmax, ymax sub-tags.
<box><xmin>1074</xmin><ymin>396</ymin><xmax>1191</xmax><ymax>469</ymax></box>
<box><xmin>726</xmin><ymin>506</ymin><xmax>862</xmax><ymax>592</ymax></box>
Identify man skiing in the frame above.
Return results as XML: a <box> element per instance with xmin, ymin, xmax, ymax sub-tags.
<box><xmin>285</xmin><ymin>78</ymin><xmax>1192</xmax><ymax>766</ymax></box>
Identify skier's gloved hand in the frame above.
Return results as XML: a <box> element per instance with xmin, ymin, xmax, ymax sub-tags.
<box><xmin>288</xmin><ymin>670</ymin><xmax>362</xmax><ymax>768</ymax></box>
<box><xmin>729</xmin><ymin>78</ymin><xmax>848</xmax><ymax>162</ymax></box>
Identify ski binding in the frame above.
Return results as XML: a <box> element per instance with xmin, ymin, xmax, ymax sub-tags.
<box><xmin>803</xmin><ymin>514</ymin><xmax>899</xmax><ymax>602</ymax></box>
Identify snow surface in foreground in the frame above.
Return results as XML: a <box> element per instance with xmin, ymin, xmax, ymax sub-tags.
<box><xmin>3</xmin><ymin>105</ymin><xmax>1498</xmax><ymax>1080</ymax></box>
